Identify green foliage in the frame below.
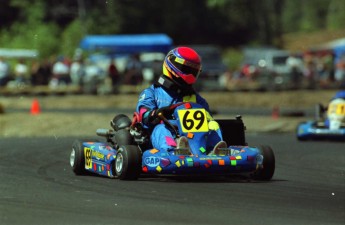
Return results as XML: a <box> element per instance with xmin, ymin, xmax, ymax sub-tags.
<box><xmin>60</xmin><ymin>20</ymin><xmax>85</xmax><ymax>57</ymax></box>
<box><xmin>327</xmin><ymin>0</ymin><xmax>345</xmax><ymax>29</ymax></box>
<box><xmin>299</xmin><ymin>0</ymin><xmax>329</xmax><ymax>31</ymax></box>
<box><xmin>0</xmin><ymin>21</ymin><xmax>60</xmax><ymax>59</ymax></box>
<box><xmin>85</xmin><ymin>0</ymin><xmax>121</xmax><ymax>34</ymax></box>
<box><xmin>223</xmin><ymin>48</ymin><xmax>243</xmax><ymax>71</ymax></box>
<box><xmin>0</xmin><ymin>0</ymin><xmax>344</xmax><ymax>59</ymax></box>
<box><xmin>283</xmin><ymin>0</ymin><xmax>345</xmax><ymax>32</ymax></box>
<box><xmin>1</xmin><ymin>0</ymin><xmax>60</xmax><ymax>58</ymax></box>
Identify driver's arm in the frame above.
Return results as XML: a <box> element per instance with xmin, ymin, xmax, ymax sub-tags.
<box><xmin>136</xmin><ymin>88</ymin><xmax>157</xmax><ymax>126</ymax></box>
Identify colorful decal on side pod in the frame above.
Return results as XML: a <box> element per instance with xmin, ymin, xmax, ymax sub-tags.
<box><xmin>84</xmin><ymin>147</ymin><xmax>92</xmax><ymax>169</ymax></box>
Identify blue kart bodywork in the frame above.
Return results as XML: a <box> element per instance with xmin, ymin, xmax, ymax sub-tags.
<box><xmin>297</xmin><ymin>121</ymin><xmax>345</xmax><ymax>141</ymax></box>
<box><xmin>75</xmin><ymin>141</ymin><xmax>262</xmax><ymax>177</ymax></box>
<box><xmin>141</xmin><ymin>145</ymin><xmax>262</xmax><ymax>175</ymax></box>
<box><xmin>78</xmin><ymin>142</ymin><xmax>117</xmax><ymax>178</ymax></box>
<box><xmin>296</xmin><ymin>93</ymin><xmax>345</xmax><ymax>141</ymax></box>
<box><xmin>70</xmin><ymin>102</ymin><xmax>274</xmax><ymax>180</ymax></box>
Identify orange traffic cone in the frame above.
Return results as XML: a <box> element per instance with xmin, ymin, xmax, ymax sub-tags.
<box><xmin>30</xmin><ymin>99</ymin><xmax>41</xmax><ymax>115</ymax></box>
<box><xmin>272</xmin><ymin>106</ymin><xmax>279</xmax><ymax>119</ymax></box>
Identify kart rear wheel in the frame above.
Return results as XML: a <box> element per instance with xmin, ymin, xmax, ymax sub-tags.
<box><xmin>70</xmin><ymin>139</ymin><xmax>86</xmax><ymax>175</ymax></box>
<box><xmin>252</xmin><ymin>145</ymin><xmax>275</xmax><ymax>181</ymax></box>
<box><xmin>115</xmin><ymin>145</ymin><xmax>142</xmax><ymax>180</ymax></box>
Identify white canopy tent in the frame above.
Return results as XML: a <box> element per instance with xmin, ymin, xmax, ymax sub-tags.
<box><xmin>0</xmin><ymin>48</ymin><xmax>39</xmax><ymax>58</ymax></box>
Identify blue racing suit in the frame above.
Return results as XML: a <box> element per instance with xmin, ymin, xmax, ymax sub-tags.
<box><xmin>135</xmin><ymin>84</ymin><xmax>223</xmax><ymax>153</ymax></box>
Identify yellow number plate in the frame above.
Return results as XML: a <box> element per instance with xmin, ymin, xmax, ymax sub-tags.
<box><xmin>84</xmin><ymin>147</ymin><xmax>92</xmax><ymax>169</ymax></box>
<box><xmin>178</xmin><ymin>108</ymin><xmax>209</xmax><ymax>133</ymax></box>
<box><xmin>328</xmin><ymin>103</ymin><xmax>345</xmax><ymax>116</ymax></box>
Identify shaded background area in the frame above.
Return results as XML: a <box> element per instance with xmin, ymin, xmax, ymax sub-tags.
<box><xmin>1</xmin><ymin>0</ymin><xmax>345</xmax><ymax>56</ymax></box>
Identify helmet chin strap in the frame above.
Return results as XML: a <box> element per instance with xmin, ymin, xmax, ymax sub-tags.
<box><xmin>156</xmin><ymin>75</ymin><xmax>195</xmax><ymax>95</ymax></box>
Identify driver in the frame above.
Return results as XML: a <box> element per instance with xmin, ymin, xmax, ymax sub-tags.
<box><xmin>326</xmin><ymin>90</ymin><xmax>345</xmax><ymax>130</ymax></box>
<box><xmin>135</xmin><ymin>46</ymin><xmax>226</xmax><ymax>154</ymax></box>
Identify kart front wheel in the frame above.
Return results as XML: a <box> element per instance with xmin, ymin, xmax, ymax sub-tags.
<box><xmin>70</xmin><ymin>139</ymin><xmax>85</xmax><ymax>175</ymax></box>
<box><xmin>115</xmin><ymin>145</ymin><xmax>142</xmax><ymax>180</ymax></box>
<box><xmin>252</xmin><ymin>145</ymin><xmax>275</xmax><ymax>181</ymax></box>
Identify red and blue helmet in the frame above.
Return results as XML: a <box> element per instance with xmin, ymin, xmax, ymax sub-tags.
<box><xmin>163</xmin><ymin>47</ymin><xmax>202</xmax><ymax>86</ymax></box>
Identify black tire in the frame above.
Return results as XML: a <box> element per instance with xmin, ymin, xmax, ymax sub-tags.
<box><xmin>111</xmin><ymin>114</ymin><xmax>132</xmax><ymax>131</ymax></box>
<box><xmin>252</xmin><ymin>145</ymin><xmax>275</xmax><ymax>181</ymax></box>
<box><xmin>115</xmin><ymin>129</ymin><xmax>134</xmax><ymax>146</ymax></box>
<box><xmin>70</xmin><ymin>139</ymin><xmax>86</xmax><ymax>175</ymax></box>
<box><xmin>115</xmin><ymin>145</ymin><xmax>142</xmax><ymax>180</ymax></box>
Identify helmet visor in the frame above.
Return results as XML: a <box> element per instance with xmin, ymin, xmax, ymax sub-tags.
<box><xmin>170</xmin><ymin>56</ymin><xmax>201</xmax><ymax>78</ymax></box>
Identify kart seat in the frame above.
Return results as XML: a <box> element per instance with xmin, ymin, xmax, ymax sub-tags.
<box><xmin>216</xmin><ymin>117</ymin><xmax>246</xmax><ymax>146</ymax></box>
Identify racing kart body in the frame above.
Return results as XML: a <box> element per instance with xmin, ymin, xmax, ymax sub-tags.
<box><xmin>297</xmin><ymin>98</ymin><xmax>345</xmax><ymax>141</ymax></box>
<box><xmin>70</xmin><ymin>102</ymin><xmax>275</xmax><ymax>180</ymax></box>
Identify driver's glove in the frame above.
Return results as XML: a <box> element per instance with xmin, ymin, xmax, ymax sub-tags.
<box><xmin>208</xmin><ymin>120</ymin><xmax>220</xmax><ymax>131</ymax></box>
<box><xmin>145</xmin><ymin>106</ymin><xmax>175</xmax><ymax>125</ymax></box>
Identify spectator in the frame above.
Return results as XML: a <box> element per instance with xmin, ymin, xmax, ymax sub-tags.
<box><xmin>124</xmin><ymin>54</ymin><xmax>143</xmax><ymax>85</ymax></box>
<box><xmin>32</xmin><ymin>59</ymin><xmax>52</xmax><ymax>86</ymax></box>
<box><xmin>30</xmin><ymin>60</ymin><xmax>40</xmax><ymax>85</ymax></box>
<box><xmin>83</xmin><ymin>59</ymin><xmax>104</xmax><ymax>94</ymax></box>
<box><xmin>51</xmin><ymin>56</ymin><xmax>70</xmax><ymax>87</ymax></box>
<box><xmin>70</xmin><ymin>56</ymin><xmax>85</xmax><ymax>87</ymax></box>
<box><xmin>286</xmin><ymin>53</ymin><xmax>304</xmax><ymax>89</ymax></box>
<box><xmin>108</xmin><ymin>58</ymin><xmax>120</xmax><ymax>93</ymax></box>
<box><xmin>14</xmin><ymin>58</ymin><xmax>29</xmax><ymax>85</ymax></box>
<box><xmin>303</xmin><ymin>54</ymin><xmax>317</xmax><ymax>89</ymax></box>
<box><xmin>335</xmin><ymin>55</ymin><xmax>345</xmax><ymax>88</ymax></box>
<box><xmin>0</xmin><ymin>57</ymin><xmax>10</xmax><ymax>87</ymax></box>
<box><xmin>219</xmin><ymin>68</ymin><xmax>232</xmax><ymax>90</ymax></box>
<box><xmin>322</xmin><ymin>54</ymin><xmax>334</xmax><ymax>86</ymax></box>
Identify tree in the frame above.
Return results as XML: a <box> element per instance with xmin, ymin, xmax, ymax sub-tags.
<box><xmin>0</xmin><ymin>0</ymin><xmax>344</xmax><ymax>59</ymax></box>
<box><xmin>327</xmin><ymin>0</ymin><xmax>345</xmax><ymax>29</ymax></box>
<box><xmin>0</xmin><ymin>0</ymin><xmax>60</xmax><ymax>58</ymax></box>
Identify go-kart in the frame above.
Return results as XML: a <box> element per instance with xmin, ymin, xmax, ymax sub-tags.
<box><xmin>296</xmin><ymin>98</ymin><xmax>345</xmax><ymax>141</ymax></box>
<box><xmin>70</xmin><ymin>102</ymin><xmax>275</xmax><ymax>180</ymax></box>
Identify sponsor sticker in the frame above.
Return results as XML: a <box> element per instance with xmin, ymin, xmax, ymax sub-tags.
<box><xmin>144</xmin><ymin>157</ymin><xmax>160</xmax><ymax>167</ymax></box>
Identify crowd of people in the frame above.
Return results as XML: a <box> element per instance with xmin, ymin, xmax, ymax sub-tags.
<box><xmin>223</xmin><ymin>52</ymin><xmax>345</xmax><ymax>91</ymax></box>
<box><xmin>286</xmin><ymin>52</ymin><xmax>345</xmax><ymax>89</ymax></box>
<box><xmin>0</xmin><ymin>53</ymin><xmax>148</xmax><ymax>94</ymax></box>
<box><xmin>1</xmin><ymin>51</ymin><xmax>345</xmax><ymax>94</ymax></box>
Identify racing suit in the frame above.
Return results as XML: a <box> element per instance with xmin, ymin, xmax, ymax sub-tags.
<box><xmin>135</xmin><ymin>84</ymin><xmax>223</xmax><ymax>153</ymax></box>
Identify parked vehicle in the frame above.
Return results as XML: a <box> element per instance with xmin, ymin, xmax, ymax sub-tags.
<box><xmin>238</xmin><ymin>48</ymin><xmax>295</xmax><ymax>91</ymax></box>
<box><xmin>187</xmin><ymin>45</ymin><xmax>227</xmax><ymax>91</ymax></box>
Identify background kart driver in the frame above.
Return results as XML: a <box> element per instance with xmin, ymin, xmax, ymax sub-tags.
<box><xmin>135</xmin><ymin>47</ymin><xmax>227</xmax><ymax>154</ymax></box>
<box><xmin>325</xmin><ymin>90</ymin><xmax>345</xmax><ymax>130</ymax></box>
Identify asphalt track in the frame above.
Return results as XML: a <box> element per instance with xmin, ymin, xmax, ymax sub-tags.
<box><xmin>0</xmin><ymin>134</ymin><xmax>344</xmax><ymax>225</ymax></box>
